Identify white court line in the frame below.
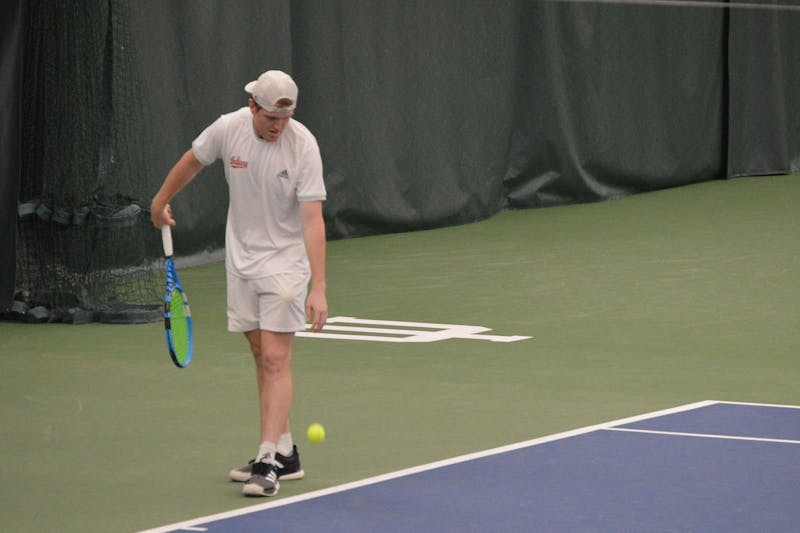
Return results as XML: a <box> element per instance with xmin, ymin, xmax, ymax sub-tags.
<box><xmin>137</xmin><ymin>400</ymin><xmax>717</xmax><ymax>533</ymax></box>
<box><xmin>712</xmin><ymin>400</ymin><xmax>800</xmax><ymax>410</ymax></box>
<box><xmin>603</xmin><ymin>427</ymin><xmax>800</xmax><ymax>445</ymax></box>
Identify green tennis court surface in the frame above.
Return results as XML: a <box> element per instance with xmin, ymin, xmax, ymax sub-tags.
<box><xmin>1</xmin><ymin>175</ymin><xmax>798</xmax><ymax>532</ymax></box>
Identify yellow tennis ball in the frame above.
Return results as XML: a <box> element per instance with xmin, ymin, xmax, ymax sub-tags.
<box><xmin>307</xmin><ymin>422</ymin><xmax>326</xmax><ymax>444</ymax></box>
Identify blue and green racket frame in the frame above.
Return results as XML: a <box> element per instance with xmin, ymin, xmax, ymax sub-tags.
<box><xmin>162</xmin><ymin>225</ymin><xmax>193</xmax><ymax>368</ymax></box>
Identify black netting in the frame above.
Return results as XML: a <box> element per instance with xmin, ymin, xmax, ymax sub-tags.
<box><xmin>12</xmin><ymin>0</ymin><xmax>160</xmax><ymax>324</ymax></box>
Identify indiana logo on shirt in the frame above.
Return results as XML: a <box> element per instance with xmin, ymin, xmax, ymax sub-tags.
<box><xmin>230</xmin><ymin>155</ymin><xmax>248</xmax><ymax>169</ymax></box>
<box><xmin>276</xmin><ymin>169</ymin><xmax>289</xmax><ymax>180</ymax></box>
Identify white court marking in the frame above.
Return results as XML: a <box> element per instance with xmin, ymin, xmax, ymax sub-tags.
<box><xmin>604</xmin><ymin>427</ymin><xmax>800</xmax><ymax>445</ymax></box>
<box><xmin>297</xmin><ymin>316</ymin><xmax>531</xmax><ymax>343</ymax></box>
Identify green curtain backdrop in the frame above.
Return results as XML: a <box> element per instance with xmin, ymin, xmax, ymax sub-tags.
<box><xmin>6</xmin><ymin>0</ymin><xmax>800</xmax><ymax>311</ymax></box>
<box><xmin>506</xmin><ymin>1</ymin><xmax>728</xmax><ymax>209</ymax></box>
<box><xmin>122</xmin><ymin>0</ymin><xmax>798</xmax><ymax>245</ymax></box>
<box><xmin>727</xmin><ymin>4</ymin><xmax>800</xmax><ymax>177</ymax></box>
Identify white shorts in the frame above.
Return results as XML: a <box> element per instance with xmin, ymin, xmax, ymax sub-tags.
<box><xmin>227</xmin><ymin>272</ymin><xmax>310</xmax><ymax>333</ymax></box>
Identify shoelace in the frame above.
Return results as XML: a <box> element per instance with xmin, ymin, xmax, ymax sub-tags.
<box><xmin>253</xmin><ymin>459</ymin><xmax>279</xmax><ymax>484</ymax></box>
<box><xmin>252</xmin><ymin>457</ymin><xmax>285</xmax><ymax>469</ymax></box>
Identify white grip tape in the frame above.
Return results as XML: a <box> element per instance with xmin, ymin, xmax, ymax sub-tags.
<box><xmin>161</xmin><ymin>225</ymin><xmax>174</xmax><ymax>257</ymax></box>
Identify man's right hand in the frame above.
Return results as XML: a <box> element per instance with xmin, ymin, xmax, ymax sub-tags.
<box><xmin>150</xmin><ymin>201</ymin><xmax>175</xmax><ymax>229</ymax></box>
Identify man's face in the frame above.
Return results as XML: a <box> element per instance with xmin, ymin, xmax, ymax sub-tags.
<box><xmin>249</xmin><ymin>99</ymin><xmax>293</xmax><ymax>142</ymax></box>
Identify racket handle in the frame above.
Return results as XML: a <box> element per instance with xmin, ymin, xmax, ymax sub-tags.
<box><xmin>161</xmin><ymin>225</ymin><xmax>174</xmax><ymax>257</ymax></box>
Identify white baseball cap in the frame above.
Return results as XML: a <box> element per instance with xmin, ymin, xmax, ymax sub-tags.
<box><xmin>244</xmin><ymin>70</ymin><xmax>298</xmax><ymax>114</ymax></box>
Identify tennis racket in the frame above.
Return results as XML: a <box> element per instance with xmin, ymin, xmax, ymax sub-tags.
<box><xmin>161</xmin><ymin>225</ymin><xmax>193</xmax><ymax>368</ymax></box>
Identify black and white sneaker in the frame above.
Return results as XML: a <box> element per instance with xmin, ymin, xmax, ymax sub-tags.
<box><xmin>242</xmin><ymin>458</ymin><xmax>280</xmax><ymax>497</ymax></box>
<box><xmin>229</xmin><ymin>446</ymin><xmax>305</xmax><ymax>482</ymax></box>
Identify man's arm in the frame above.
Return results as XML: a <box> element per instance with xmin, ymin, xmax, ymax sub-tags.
<box><xmin>150</xmin><ymin>148</ymin><xmax>205</xmax><ymax>228</ymax></box>
<box><xmin>300</xmin><ymin>200</ymin><xmax>328</xmax><ymax>332</ymax></box>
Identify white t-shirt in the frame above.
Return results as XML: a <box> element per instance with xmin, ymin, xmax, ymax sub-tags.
<box><xmin>192</xmin><ymin>107</ymin><xmax>326</xmax><ymax>279</ymax></box>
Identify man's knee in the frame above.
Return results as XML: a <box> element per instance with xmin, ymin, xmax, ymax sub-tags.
<box><xmin>257</xmin><ymin>342</ymin><xmax>291</xmax><ymax>375</ymax></box>
<box><xmin>247</xmin><ymin>330</ymin><xmax>293</xmax><ymax>373</ymax></box>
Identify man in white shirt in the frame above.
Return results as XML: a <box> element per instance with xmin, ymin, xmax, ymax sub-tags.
<box><xmin>150</xmin><ymin>70</ymin><xmax>328</xmax><ymax>497</ymax></box>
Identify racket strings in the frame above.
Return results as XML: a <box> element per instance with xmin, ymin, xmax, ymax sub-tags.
<box><xmin>168</xmin><ymin>289</ymin><xmax>192</xmax><ymax>365</ymax></box>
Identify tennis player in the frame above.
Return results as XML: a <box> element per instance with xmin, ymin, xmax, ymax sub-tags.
<box><xmin>150</xmin><ymin>69</ymin><xmax>328</xmax><ymax>497</ymax></box>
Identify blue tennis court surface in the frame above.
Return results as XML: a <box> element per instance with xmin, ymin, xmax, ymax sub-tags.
<box><xmin>143</xmin><ymin>401</ymin><xmax>800</xmax><ymax>532</ymax></box>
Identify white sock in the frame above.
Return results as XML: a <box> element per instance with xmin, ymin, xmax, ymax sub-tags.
<box><xmin>277</xmin><ymin>433</ymin><xmax>294</xmax><ymax>457</ymax></box>
<box><xmin>257</xmin><ymin>441</ymin><xmax>277</xmax><ymax>463</ymax></box>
